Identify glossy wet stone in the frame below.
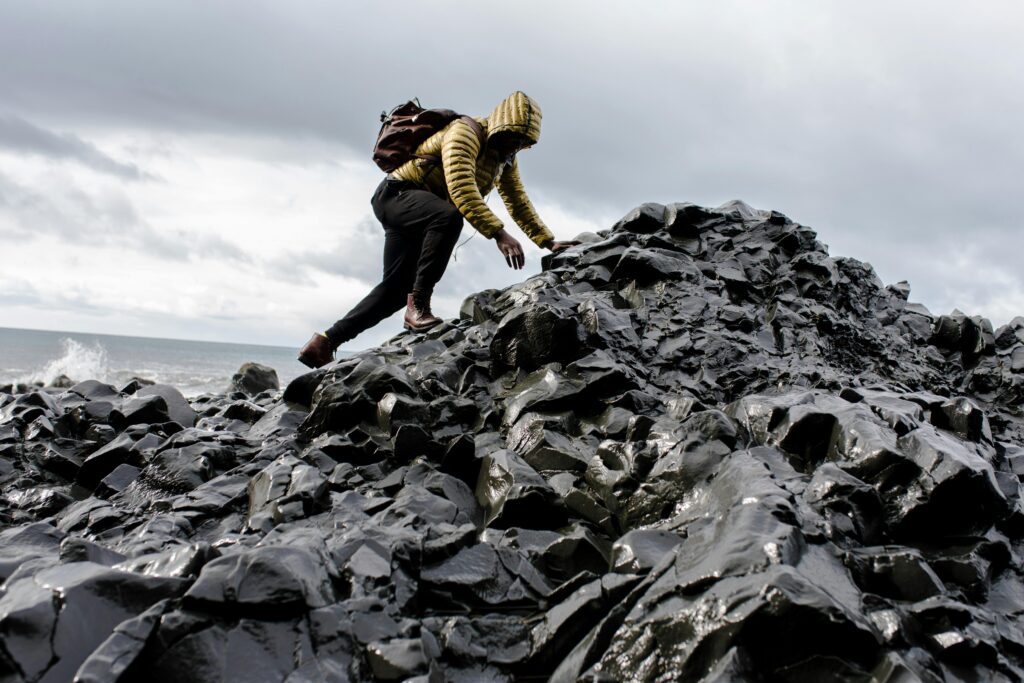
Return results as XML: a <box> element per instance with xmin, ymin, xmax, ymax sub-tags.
<box><xmin>76</xmin><ymin>433</ymin><xmax>137</xmax><ymax>488</ymax></box>
<box><xmin>2</xmin><ymin>199</ymin><xmax>1024</xmax><ymax>681</ymax></box>
<box><xmin>0</xmin><ymin>522</ymin><xmax>65</xmax><ymax>581</ymax></box>
<box><xmin>246</xmin><ymin>455</ymin><xmax>327</xmax><ymax>529</ymax></box>
<box><xmin>228</xmin><ymin>362</ymin><xmax>280</xmax><ymax>396</ymax></box>
<box><xmin>0</xmin><ymin>563</ymin><xmax>185</xmax><ymax>682</ymax></box>
<box><xmin>490</xmin><ymin>302</ymin><xmax>586</xmax><ymax>372</ymax></box>
<box><xmin>136</xmin><ymin>384</ymin><xmax>197</xmax><ymax>429</ymax></box>
<box><xmin>73</xmin><ymin>598</ymin><xmax>170</xmax><ymax>683</ymax></box>
<box><xmin>610</xmin><ymin>529</ymin><xmax>684</xmax><ymax>573</ymax></box>
<box><xmin>475</xmin><ymin>449</ymin><xmax>568</xmax><ymax>529</ymax></box>
<box><xmin>366</xmin><ymin>638</ymin><xmax>428</xmax><ymax>680</ymax></box>
<box><xmin>184</xmin><ymin>545</ymin><xmax>335</xmax><ymax>615</ymax></box>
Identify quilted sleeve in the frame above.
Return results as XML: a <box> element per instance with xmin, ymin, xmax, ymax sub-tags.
<box><xmin>496</xmin><ymin>157</ymin><xmax>555</xmax><ymax>248</ymax></box>
<box><xmin>442</xmin><ymin>119</ymin><xmax>504</xmax><ymax>238</ymax></box>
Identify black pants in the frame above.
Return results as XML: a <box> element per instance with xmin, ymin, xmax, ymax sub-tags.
<box><xmin>325</xmin><ymin>178</ymin><xmax>464</xmax><ymax>345</ymax></box>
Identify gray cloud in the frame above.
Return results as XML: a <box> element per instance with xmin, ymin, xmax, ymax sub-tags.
<box><xmin>0</xmin><ymin>276</ymin><xmax>250</xmax><ymax>336</ymax></box>
<box><xmin>289</xmin><ymin>216</ymin><xmax>386</xmax><ymax>284</ymax></box>
<box><xmin>0</xmin><ymin>277</ymin><xmax>107</xmax><ymax>314</ymax></box>
<box><xmin>1</xmin><ymin>1</ymin><xmax>1023</xmax><ymax>331</ymax></box>
<box><xmin>0</xmin><ymin>170</ymin><xmax>249</xmax><ymax>266</ymax></box>
<box><xmin>259</xmin><ymin>216</ymin><xmax>380</xmax><ymax>289</ymax></box>
<box><xmin>0</xmin><ymin>278</ymin><xmax>41</xmax><ymax>307</ymax></box>
<box><xmin>0</xmin><ymin>113</ymin><xmax>153</xmax><ymax>180</ymax></box>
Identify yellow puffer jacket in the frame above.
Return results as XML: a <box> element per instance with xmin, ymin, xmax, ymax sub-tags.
<box><xmin>390</xmin><ymin>91</ymin><xmax>555</xmax><ymax>248</ymax></box>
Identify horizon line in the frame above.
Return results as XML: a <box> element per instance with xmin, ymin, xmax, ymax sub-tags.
<box><xmin>0</xmin><ymin>324</ymin><xmax>331</xmax><ymax>353</ymax></box>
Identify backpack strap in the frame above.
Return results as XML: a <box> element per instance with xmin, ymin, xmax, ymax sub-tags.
<box><xmin>414</xmin><ymin>116</ymin><xmax>487</xmax><ymax>170</ymax></box>
<box><xmin>460</xmin><ymin>115</ymin><xmax>485</xmax><ymax>146</ymax></box>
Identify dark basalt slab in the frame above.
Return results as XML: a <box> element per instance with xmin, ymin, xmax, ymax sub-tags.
<box><xmin>0</xmin><ymin>562</ymin><xmax>185</xmax><ymax>682</ymax></box>
<box><xmin>2</xmin><ymin>199</ymin><xmax>1024</xmax><ymax>681</ymax></box>
<box><xmin>184</xmin><ymin>544</ymin><xmax>336</xmax><ymax>615</ymax></box>
<box><xmin>228</xmin><ymin>362</ymin><xmax>280</xmax><ymax>397</ymax></box>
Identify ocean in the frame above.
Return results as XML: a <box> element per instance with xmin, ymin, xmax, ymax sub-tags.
<box><xmin>0</xmin><ymin>327</ymin><xmax>310</xmax><ymax>397</ymax></box>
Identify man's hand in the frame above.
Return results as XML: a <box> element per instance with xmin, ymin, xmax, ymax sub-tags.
<box><xmin>494</xmin><ymin>229</ymin><xmax>525</xmax><ymax>269</ymax></box>
<box><xmin>548</xmin><ymin>240</ymin><xmax>581</xmax><ymax>254</ymax></box>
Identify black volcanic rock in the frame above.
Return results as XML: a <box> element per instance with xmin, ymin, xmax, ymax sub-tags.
<box><xmin>2</xmin><ymin>199</ymin><xmax>1024</xmax><ymax>681</ymax></box>
<box><xmin>0</xmin><ymin>562</ymin><xmax>185</xmax><ymax>682</ymax></box>
<box><xmin>184</xmin><ymin>544</ymin><xmax>336</xmax><ymax>615</ymax></box>
<box><xmin>229</xmin><ymin>361</ymin><xmax>280</xmax><ymax>396</ymax></box>
<box><xmin>136</xmin><ymin>384</ymin><xmax>197</xmax><ymax>428</ymax></box>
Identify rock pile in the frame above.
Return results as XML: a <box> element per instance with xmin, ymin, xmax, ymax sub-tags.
<box><xmin>2</xmin><ymin>199</ymin><xmax>1023</xmax><ymax>682</ymax></box>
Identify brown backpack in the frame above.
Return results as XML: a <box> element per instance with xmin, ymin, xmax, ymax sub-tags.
<box><xmin>372</xmin><ymin>99</ymin><xmax>484</xmax><ymax>173</ymax></box>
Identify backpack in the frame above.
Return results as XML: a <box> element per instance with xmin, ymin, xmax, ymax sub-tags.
<box><xmin>372</xmin><ymin>99</ymin><xmax>484</xmax><ymax>173</ymax></box>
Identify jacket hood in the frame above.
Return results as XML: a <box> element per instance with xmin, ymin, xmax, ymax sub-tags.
<box><xmin>486</xmin><ymin>91</ymin><xmax>542</xmax><ymax>145</ymax></box>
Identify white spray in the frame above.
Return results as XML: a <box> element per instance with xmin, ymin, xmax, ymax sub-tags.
<box><xmin>21</xmin><ymin>338</ymin><xmax>111</xmax><ymax>386</ymax></box>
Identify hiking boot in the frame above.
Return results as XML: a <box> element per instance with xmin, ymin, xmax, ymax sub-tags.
<box><xmin>297</xmin><ymin>333</ymin><xmax>335</xmax><ymax>369</ymax></box>
<box><xmin>403</xmin><ymin>290</ymin><xmax>442</xmax><ymax>332</ymax></box>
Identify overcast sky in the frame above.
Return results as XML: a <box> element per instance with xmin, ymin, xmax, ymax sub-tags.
<box><xmin>1</xmin><ymin>1</ymin><xmax>1022</xmax><ymax>349</ymax></box>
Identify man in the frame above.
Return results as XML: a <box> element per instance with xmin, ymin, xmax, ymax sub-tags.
<box><xmin>298</xmin><ymin>91</ymin><xmax>577</xmax><ymax>368</ymax></box>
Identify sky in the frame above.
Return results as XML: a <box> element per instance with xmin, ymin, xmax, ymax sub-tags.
<box><xmin>1</xmin><ymin>1</ymin><xmax>1022</xmax><ymax>350</ymax></box>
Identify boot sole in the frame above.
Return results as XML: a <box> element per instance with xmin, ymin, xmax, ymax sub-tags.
<box><xmin>297</xmin><ymin>353</ymin><xmax>331</xmax><ymax>369</ymax></box>
<box><xmin>403</xmin><ymin>320</ymin><xmax>442</xmax><ymax>333</ymax></box>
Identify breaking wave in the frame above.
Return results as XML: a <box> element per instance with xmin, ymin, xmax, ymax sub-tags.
<box><xmin>21</xmin><ymin>338</ymin><xmax>112</xmax><ymax>386</ymax></box>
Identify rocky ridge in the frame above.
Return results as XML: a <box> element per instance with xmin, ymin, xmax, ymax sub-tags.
<box><xmin>2</xmin><ymin>199</ymin><xmax>1024</xmax><ymax>681</ymax></box>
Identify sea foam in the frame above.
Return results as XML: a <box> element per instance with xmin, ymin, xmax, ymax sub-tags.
<box><xmin>23</xmin><ymin>338</ymin><xmax>111</xmax><ymax>386</ymax></box>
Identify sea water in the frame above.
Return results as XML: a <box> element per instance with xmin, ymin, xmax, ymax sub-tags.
<box><xmin>0</xmin><ymin>327</ymin><xmax>310</xmax><ymax>397</ymax></box>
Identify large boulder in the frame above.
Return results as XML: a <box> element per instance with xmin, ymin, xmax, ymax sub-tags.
<box><xmin>229</xmin><ymin>362</ymin><xmax>280</xmax><ymax>396</ymax></box>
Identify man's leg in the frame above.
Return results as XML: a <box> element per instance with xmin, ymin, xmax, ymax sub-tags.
<box><xmin>375</xmin><ymin>189</ymin><xmax>463</xmax><ymax>330</ymax></box>
<box><xmin>323</xmin><ymin>181</ymin><xmax>463</xmax><ymax>344</ymax></box>
<box><xmin>360</xmin><ymin>185</ymin><xmax>463</xmax><ymax>331</ymax></box>
<box><xmin>383</xmin><ymin>188</ymin><xmax>463</xmax><ymax>274</ymax></box>
<box><xmin>411</xmin><ymin>199</ymin><xmax>463</xmax><ymax>292</ymax></box>
<box><xmin>302</xmin><ymin>180</ymin><xmax>427</xmax><ymax>367</ymax></box>
<box><xmin>323</xmin><ymin>224</ymin><xmax>421</xmax><ymax>346</ymax></box>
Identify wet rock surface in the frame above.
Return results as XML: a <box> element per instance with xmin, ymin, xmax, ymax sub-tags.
<box><xmin>3</xmin><ymin>199</ymin><xmax>1024</xmax><ymax>681</ymax></box>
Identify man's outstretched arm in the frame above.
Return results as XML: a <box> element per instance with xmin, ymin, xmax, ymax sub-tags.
<box><xmin>442</xmin><ymin>121</ymin><xmax>530</xmax><ymax>269</ymax></box>
<box><xmin>495</xmin><ymin>157</ymin><xmax>556</xmax><ymax>249</ymax></box>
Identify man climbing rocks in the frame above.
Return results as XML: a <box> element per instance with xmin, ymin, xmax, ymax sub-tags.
<box><xmin>298</xmin><ymin>91</ymin><xmax>578</xmax><ymax>369</ymax></box>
